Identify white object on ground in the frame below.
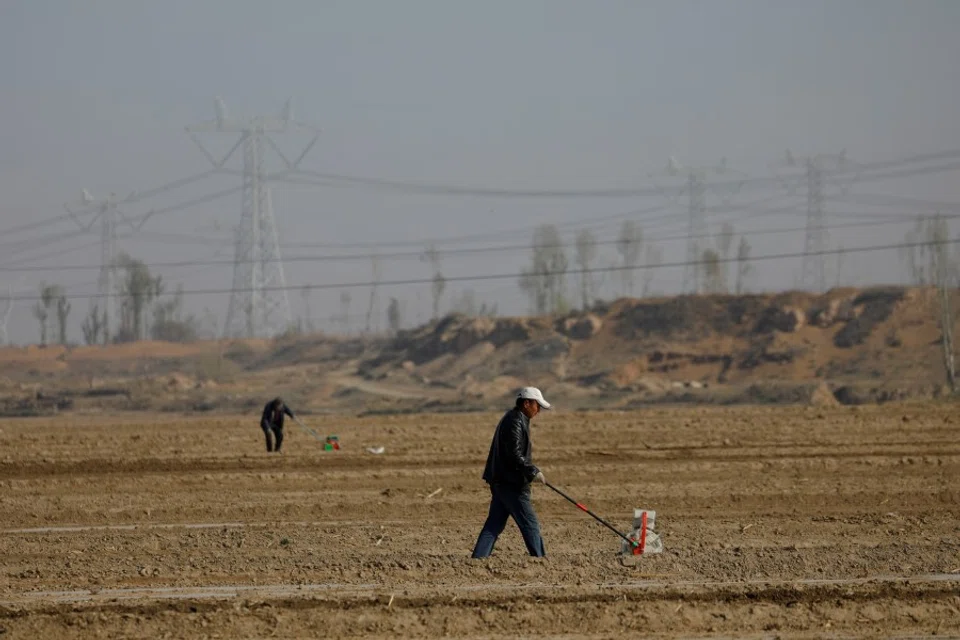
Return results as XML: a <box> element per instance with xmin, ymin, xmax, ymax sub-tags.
<box><xmin>366</xmin><ymin>446</ymin><xmax>385</xmax><ymax>455</ymax></box>
<box><xmin>620</xmin><ymin>508</ymin><xmax>663</xmax><ymax>555</ymax></box>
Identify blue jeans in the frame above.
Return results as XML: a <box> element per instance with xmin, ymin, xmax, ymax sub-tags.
<box><xmin>471</xmin><ymin>483</ymin><xmax>545</xmax><ymax>558</ymax></box>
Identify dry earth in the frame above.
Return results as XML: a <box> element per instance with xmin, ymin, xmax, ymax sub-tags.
<box><xmin>0</xmin><ymin>404</ymin><xmax>958</xmax><ymax>638</ymax></box>
<box><xmin>1</xmin><ymin>286</ymin><xmax>955</xmax><ymax>417</ymax></box>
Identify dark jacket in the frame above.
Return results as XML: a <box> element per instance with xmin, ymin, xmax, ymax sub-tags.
<box><xmin>261</xmin><ymin>402</ymin><xmax>294</xmax><ymax>430</ymax></box>
<box><xmin>482</xmin><ymin>408</ymin><xmax>540</xmax><ymax>487</ymax></box>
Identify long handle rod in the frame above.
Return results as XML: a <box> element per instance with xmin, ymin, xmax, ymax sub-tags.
<box><xmin>544</xmin><ymin>482</ymin><xmax>638</xmax><ymax>548</ymax></box>
<box><xmin>292</xmin><ymin>416</ymin><xmax>324</xmax><ymax>442</ymax></box>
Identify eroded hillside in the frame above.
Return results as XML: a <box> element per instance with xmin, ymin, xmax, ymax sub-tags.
<box><xmin>0</xmin><ymin>286</ymin><xmax>954</xmax><ymax>415</ymax></box>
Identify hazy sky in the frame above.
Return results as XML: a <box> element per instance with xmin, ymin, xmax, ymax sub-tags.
<box><xmin>3</xmin><ymin>0</ymin><xmax>960</xmax><ymax>344</ymax></box>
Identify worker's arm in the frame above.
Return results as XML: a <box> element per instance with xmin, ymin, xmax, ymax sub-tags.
<box><xmin>283</xmin><ymin>404</ymin><xmax>295</xmax><ymax>419</ymax></box>
<box><xmin>505</xmin><ymin>415</ymin><xmax>540</xmax><ymax>483</ymax></box>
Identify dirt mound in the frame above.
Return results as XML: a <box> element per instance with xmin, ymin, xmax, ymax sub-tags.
<box><xmin>0</xmin><ymin>286</ymin><xmax>950</xmax><ymax>411</ymax></box>
<box><xmin>833</xmin><ymin>287</ymin><xmax>907</xmax><ymax>348</ymax></box>
<box><xmin>388</xmin><ymin>314</ymin><xmax>550</xmax><ymax>365</ymax></box>
<box><xmin>809</xmin><ymin>381</ymin><xmax>840</xmax><ymax>406</ymax></box>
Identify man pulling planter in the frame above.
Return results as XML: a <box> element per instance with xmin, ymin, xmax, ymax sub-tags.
<box><xmin>471</xmin><ymin>387</ymin><xmax>551</xmax><ymax>559</ymax></box>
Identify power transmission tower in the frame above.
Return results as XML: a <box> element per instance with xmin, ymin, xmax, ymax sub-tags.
<box><xmin>777</xmin><ymin>150</ymin><xmax>850</xmax><ymax>293</ymax></box>
<box><xmin>185</xmin><ymin>98</ymin><xmax>319</xmax><ymax>338</ymax></box>
<box><xmin>65</xmin><ymin>190</ymin><xmax>129</xmax><ymax>343</ymax></box>
<box><xmin>653</xmin><ymin>157</ymin><xmax>745</xmax><ymax>294</ymax></box>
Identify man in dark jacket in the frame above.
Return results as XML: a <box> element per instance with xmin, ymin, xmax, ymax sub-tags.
<box><xmin>471</xmin><ymin>387</ymin><xmax>551</xmax><ymax>558</ymax></box>
<box><xmin>260</xmin><ymin>397</ymin><xmax>295</xmax><ymax>453</ymax></box>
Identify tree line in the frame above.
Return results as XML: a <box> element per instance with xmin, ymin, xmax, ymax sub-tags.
<box><xmin>10</xmin><ymin>216</ymin><xmax>958</xmax><ymax>366</ymax></box>
<box><xmin>27</xmin><ymin>251</ymin><xmax>200</xmax><ymax>347</ymax></box>
<box><xmin>514</xmin><ymin>221</ymin><xmax>754</xmax><ymax>315</ymax></box>
<box><xmin>326</xmin><ymin>222</ymin><xmax>752</xmax><ymax>333</ymax></box>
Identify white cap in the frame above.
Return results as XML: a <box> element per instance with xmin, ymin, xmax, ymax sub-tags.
<box><xmin>517</xmin><ymin>387</ymin><xmax>552</xmax><ymax>409</ymax></box>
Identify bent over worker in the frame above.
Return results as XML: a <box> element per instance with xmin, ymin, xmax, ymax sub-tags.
<box><xmin>471</xmin><ymin>387</ymin><xmax>551</xmax><ymax>558</ymax></box>
<box><xmin>260</xmin><ymin>397</ymin><xmax>294</xmax><ymax>453</ymax></box>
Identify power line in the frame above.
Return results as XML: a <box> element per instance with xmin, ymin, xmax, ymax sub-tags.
<box><xmin>0</xmin><ymin>146</ymin><xmax>956</xmax><ymax>246</ymax></box>
<box><xmin>0</xmin><ymin>239</ymin><xmax>105</xmax><ymax>269</ymax></box>
<box><xmin>273</xmin><ymin>194</ymin><xmax>796</xmax><ymax>252</ymax></box>
<box><xmin>828</xmin><ymin>192</ymin><xmax>960</xmax><ymax>212</ymax></box>
<box><xmin>279</xmin><ymin>148</ymin><xmax>960</xmax><ymax>199</ymax></box>
<box><xmin>0</xmin><ymin>170</ymin><xmax>232</xmax><ymax>241</ymax></box>
<box><xmin>2</xmin><ymin>209</ymin><xmax>949</xmax><ymax>275</ymax></box>
<box><xmin>0</xmin><ymin>230</ymin><xmax>79</xmax><ymax>255</ymax></box>
<box><xmin>0</xmin><ymin>189</ymin><xmax>239</xmax><ymax>261</ymax></box>
<box><xmin>0</xmin><ymin>212</ymin><xmax>88</xmax><ymax>237</ymax></box>
<box><xmin>4</xmin><ymin>191</ymin><xmax>780</xmax><ymax>258</ymax></box>
<box><xmin>9</xmin><ymin>237</ymin><xmax>955</xmax><ymax>302</ymax></box>
<box><xmin>279</xmin><ymin>156</ymin><xmax>960</xmax><ymax>201</ymax></box>
<box><xmin>0</xmin><ymin>193</ymin><xmax>781</xmax><ymax>270</ymax></box>
<box><xmin>124</xmin><ymin>230</ymin><xmax>234</xmax><ymax>247</ymax></box>
<box><xmin>278</xmin><ymin>203</ymin><xmax>672</xmax><ymax>250</ymax></box>
<box><xmin>3</xmin><ymin>149</ymin><xmax>955</xmax><ymax>255</ymax></box>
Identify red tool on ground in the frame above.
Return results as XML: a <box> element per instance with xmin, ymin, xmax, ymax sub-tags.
<box><xmin>545</xmin><ymin>482</ymin><xmax>645</xmax><ymax>555</ymax></box>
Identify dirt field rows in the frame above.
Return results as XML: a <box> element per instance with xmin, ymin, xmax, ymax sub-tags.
<box><xmin>0</xmin><ymin>404</ymin><xmax>958</xmax><ymax>638</ymax></box>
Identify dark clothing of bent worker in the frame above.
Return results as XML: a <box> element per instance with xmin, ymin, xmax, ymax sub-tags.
<box><xmin>472</xmin><ymin>407</ymin><xmax>545</xmax><ymax>558</ymax></box>
<box><xmin>260</xmin><ymin>401</ymin><xmax>294</xmax><ymax>453</ymax></box>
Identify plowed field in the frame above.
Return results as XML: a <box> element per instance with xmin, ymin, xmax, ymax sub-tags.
<box><xmin>1</xmin><ymin>405</ymin><xmax>958</xmax><ymax>638</ymax></box>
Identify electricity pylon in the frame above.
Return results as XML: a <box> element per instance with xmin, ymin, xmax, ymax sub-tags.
<box><xmin>185</xmin><ymin>98</ymin><xmax>319</xmax><ymax>338</ymax></box>
<box><xmin>653</xmin><ymin>157</ymin><xmax>745</xmax><ymax>294</ymax></box>
<box><xmin>775</xmin><ymin>150</ymin><xmax>851</xmax><ymax>292</ymax></box>
<box><xmin>65</xmin><ymin>190</ymin><xmax>131</xmax><ymax>343</ymax></box>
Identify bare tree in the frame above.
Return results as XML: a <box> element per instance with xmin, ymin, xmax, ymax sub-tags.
<box><xmin>422</xmin><ymin>245</ymin><xmax>446</xmax><ymax>319</ymax></box>
<box><xmin>479</xmin><ymin>301</ymin><xmax>498</xmax><ymax>316</ymax></box>
<box><xmin>901</xmin><ymin>219</ymin><xmax>930</xmax><ymax>285</ymax></box>
<box><xmin>197</xmin><ymin>307</ymin><xmax>220</xmax><ymax>340</ymax></box>
<box><xmin>56</xmin><ymin>291</ymin><xmax>71</xmax><ymax>345</ymax></box>
<box><xmin>386</xmin><ymin>297</ymin><xmax>402</xmax><ymax>334</ymax></box>
<box><xmin>32</xmin><ymin>302</ymin><xmax>48</xmax><ymax>346</ymax></box>
<box><xmin>574</xmin><ymin>229</ymin><xmax>598</xmax><ymax>310</ymax></box>
<box><xmin>592</xmin><ymin>255</ymin><xmax>618</xmax><ymax>302</ymax></box>
<box><xmin>928</xmin><ymin>216</ymin><xmax>957</xmax><ymax>392</ymax></box>
<box><xmin>716</xmin><ymin>222</ymin><xmax>735</xmax><ymax>293</ymax></box>
<box><xmin>453</xmin><ymin>289</ymin><xmax>498</xmax><ymax>317</ymax></box>
<box><xmin>0</xmin><ymin>285</ymin><xmax>14</xmax><ymax>346</ymax></box>
<box><xmin>616</xmin><ymin>221</ymin><xmax>643</xmax><ymax>297</ymax></box>
<box><xmin>736</xmin><ymin>236</ymin><xmax>753</xmax><ymax>294</ymax></box>
<box><xmin>365</xmin><ymin>256</ymin><xmax>382</xmax><ymax>333</ymax></box>
<box><xmin>115</xmin><ymin>253</ymin><xmax>161</xmax><ymax>342</ymax></box>
<box><xmin>151</xmin><ymin>285</ymin><xmax>199</xmax><ymax>343</ymax></box>
<box><xmin>641</xmin><ymin>243</ymin><xmax>662</xmax><ymax>297</ymax></box>
<box><xmin>519</xmin><ymin>224</ymin><xmax>568</xmax><ymax>314</ymax></box>
<box><xmin>518</xmin><ymin>271</ymin><xmax>546</xmax><ymax>315</ymax></box>
<box><xmin>81</xmin><ymin>303</ymin><xmax>105</xmax><ymax>345</ymax></box>
<box><xmin>32</xmin><ymin>283</ymin><xmax>60</xmax><ymax>346</ymax></box>
<box><xmin>432</xmin><ymin>272</ymin><xmax>446</xmax><ymax>319</ymax></box>
<box><xmin>717</xmin><ymin>223</ymin><xmax>734</xmax><ymax>258</ymax></box>
<box><xmin>299</xmin><ymin>286</ymin><xmax>313</xmax><ymax>333</ymax></box>
<box><xmin>702</xmin><ymin>249</ymin><xmax>724</xmax><ymax>294</ymax></box>
<box><xmin>834</xmin><ymin>244</ymin><xmax>846</xmax><ymax>289</ymax></box>
<box><xmin>454</xmin><ymin>289</ymin><xmax>477</xmax><ymax>316</ymax></box>
<box><xmin>338</xmin><ymin>290</ymin><xmax>352</xmax><ymax>333</ymax></box>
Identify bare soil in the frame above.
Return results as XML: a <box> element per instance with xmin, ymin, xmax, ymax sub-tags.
<box><xmin>2</xmin><ymin>286</ymin><xmax>956</xmax><ymax>417</ymax></box>
<box><xmin>1</xmin><ymin>404</ymin><xmax>958</xmax><ymax>638</ymax></box>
